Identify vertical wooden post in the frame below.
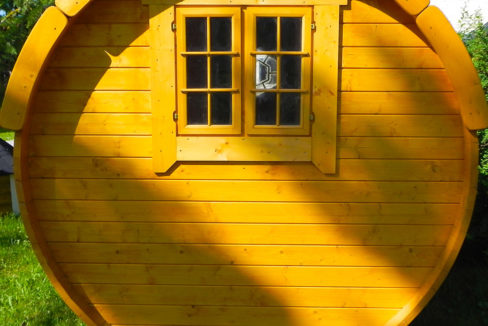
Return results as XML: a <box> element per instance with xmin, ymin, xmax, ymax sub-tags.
<box><xmin>312</xmin><ymin>5</ymin><xmax>339</xmax><ymax>174</ymax></box>
<box><xmin>150</xmin><ymin>5</ymin><xmax>177</xmax><ymax>173</ymax></box>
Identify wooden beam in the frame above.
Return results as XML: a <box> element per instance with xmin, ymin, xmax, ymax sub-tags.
<box><xmin>416</xmin><ymin>6</ymin><xmax>488</xmax><ymax>130</ymax></box>
<box><xmin>0</xmin><ymin>7</ymin><xmax>67</xmax><ymax>130</ymax></box>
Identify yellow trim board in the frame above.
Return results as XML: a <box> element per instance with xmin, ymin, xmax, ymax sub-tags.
<box><xmin>417</xmin><ymin>6</ymin><xmax>488</xmax><ymax>130</ymax></box>
<box><xmin>142</xmin><ymin>0</ymin><xmax>348</xmax><ymax>5</ymax></box>
<box><xmin>0</xmin><ymin>7</ymin><xmax>67</xmax><ymax>131</ymax></box>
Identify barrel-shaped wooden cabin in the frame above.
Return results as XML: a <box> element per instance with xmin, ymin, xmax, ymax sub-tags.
<box><xmin>1</xmin><ymin>0</ymin><xmax>487</xmax><ymax>325</ymax></box>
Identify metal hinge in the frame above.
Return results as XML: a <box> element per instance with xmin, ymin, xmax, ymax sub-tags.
<box><xmin>171</xmin><ymin>22</ymin><xmax>176</xmax><ymax>31</ymax></box>
<box><xmin>309</xmin><ymin>112</ymin><xmax>315</xmax><ymax>121</ymax></box>
<box><xmin>173</xmin><ymin>111</ymin><xmax>178</xmax><ymax>121</ymax></box>
<box><xmin>311</xmin><ymin>23</ymin><xmax>316</xmax><ymax>30</ymax></box>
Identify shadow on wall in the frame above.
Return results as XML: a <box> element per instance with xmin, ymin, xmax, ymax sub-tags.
<box><xmin>15</xmin><ymin>0</ymin><xmax>469</xmax><ymax>325</ymax></box>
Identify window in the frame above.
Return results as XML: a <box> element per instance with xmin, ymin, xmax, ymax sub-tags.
<box><xmin>147</xmin><ymin>1</ymin><xmax>342</xmax><ymax>174</ymax></box>
<box><xmin>176</xmin><ymin>7</ymin><xmax>311</xmax><ymax>136</ymax></box>
<box><xmin>176</xmin><ymin>8</ymin><xmax>241</xmax><ymax>135</ymax></box>
<box><xmin>245</xmin><ymin>7</ymin><xmax>311</xmax><ymax>135</ymax></box>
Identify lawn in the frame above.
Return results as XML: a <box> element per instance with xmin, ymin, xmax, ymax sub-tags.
<box><xmin>0</xmin><ymin>212</ymin><xmax>84</xmax><ymax>325</ymax></box>
<box><xmin>0</xmin><ymin>128</ymin><xmax>14</xmax><ymax>142</ymax></box>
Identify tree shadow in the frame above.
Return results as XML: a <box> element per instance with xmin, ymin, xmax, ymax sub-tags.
<box><xmin>11</xmin><ymin>0</ymin><xmax>472</xmax><ymax>325</ymax></box>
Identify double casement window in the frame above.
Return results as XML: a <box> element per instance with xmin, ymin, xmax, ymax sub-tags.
<box><xmin>147</xmin><ymin>1</ymin><xmax>344</xmax><ymax>173</ymax></box>
<box><xmin>177</xmin><ymin>7</ymin><xmax>311</xmax><ymax>136</ymax></box>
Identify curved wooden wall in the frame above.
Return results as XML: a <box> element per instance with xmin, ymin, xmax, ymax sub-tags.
<box><xmin>4</xmin><ymin>0</ymin><xmax>483</xmax><ymax>325</ymax></box>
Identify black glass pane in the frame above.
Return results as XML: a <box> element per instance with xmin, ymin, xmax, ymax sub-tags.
<box><xmin>256</xmin><ymin>55</ymin><xmax>277</xmax><ymax>89</ymax></box>
<box><xmin>187</xmin><ymin>92</ymin><xmax>208</xmax><ymax>125</ymax></box>
<box><xmin>281</xmin><ymin>17</ymin><xmax>302</xmax><ymax>51</ymax></box>
<box><xmin>187</xmin><ymin>55</ymin><xmax>207</xmax><ymax>88</ymax></box>
<box><xmin>256</xmin><ymin>17</ymin><xmax>277</xmax><ymax>51</ymax></box>
<box><xmin>211</xmin><ymin>92</ymin><xmax>232</xmax><ymax>125</ymax></box>
<box><xmin>256</xmin><ymin>92</ymin><xmax>277</xmax><ymax>125</ymax></box>
<box><xmin>280</xmin><ymin>55</ymin><xmax>301</xmax><ymax>89</ymax></box>
<box><xmin>280</xmin><ymin>93</ymin><xmax>301</xmax><ymax>125</ymax></box>
<box><xmin>211</xmin><ymin>17</ymin><xmax>231</xmax><ymax>51</ymax></box>
<box><xmin>186</xmin><ymin>18</ymin><xmax>207</xmax><ymax>52</ymax></box>
<box><xmin>211</xmin><ymin>55</ymin><xmax>232</xmax><ymax>88</ymax></box>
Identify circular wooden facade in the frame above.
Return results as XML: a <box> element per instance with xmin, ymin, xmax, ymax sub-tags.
<box><xmin>1</xmin><ymin>0</ymin><xmax>486</xmax><ymax>325</ymax></box>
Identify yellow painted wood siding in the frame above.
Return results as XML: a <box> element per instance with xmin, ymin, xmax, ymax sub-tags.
<box><xmin>23</xmin><ymin>1</ymin><xmax>470</xmax><ymax>325</ymax></box>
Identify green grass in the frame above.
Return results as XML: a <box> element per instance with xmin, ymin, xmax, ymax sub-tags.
<box><xmin>0</xmin><ymin>128</ymin><xmax>14</xmax><ymax>141</ymax></box>
<box><xmin>0</xmin><ymin>212</ymin><xmax>84</xmax><ymax>326</ymax></box>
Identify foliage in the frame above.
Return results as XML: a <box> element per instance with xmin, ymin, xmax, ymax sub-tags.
<box><xmin>0</xmin><ymin>0</ymin><xmax>54</xmax><ymax>102</ymax></box>
<box><xmin>0</xmin><ymin>212</ymin><xmax>84</xmax><ymax>325</ymax></box>
<box><xmin>458</xmin><ymin>7</ymin><xmax>488</xmax><ymax>193</ymax></box>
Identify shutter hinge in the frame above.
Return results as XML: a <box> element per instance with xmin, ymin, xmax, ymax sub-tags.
<box><xmin>173</xmin><ymin>111</ymin><xmax>178</xmax><ymax>121</ymax></box>
<box><xmin>309</xmin><ymin>112</ymin><xmax>315</xmax><ymax>121</ymax></box>
<box><xmin>311</xmin><ymin>23</ymin><xmax>316</xmax><ymax>30</ymax></box>
<box><xmin>171</xmin><ymin>22</ymin><xmax>176</xmax><ymax>31</ymax></box>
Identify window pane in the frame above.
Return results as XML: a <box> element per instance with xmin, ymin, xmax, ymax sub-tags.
<box><xmin>211</xmin><ymin>92</ymin><xmax>232</xmax><ymax>125</ymax></box>
<box><xmin>256</xmin><ymin>55</ymin><xmax>277</xmax><ymax>89</ymax></box>
<box><xmin>280</xmin><ymin>93</ymin><xmax>301</xmax><ymax>125</ymax></box>
<box><xmin>187</xmin><ymin>92</ymin><xmax>208</xmax><ymax>125</ymax></box>
<box><xmin>211</xmin><ymin>17</ymin><xmax>231</xmax><ymax>51</ymax></box>
<box><xmin>256</xmin><ymin>17</ymin><xmax>277</xmax><ymax>51</ymax></box>
<box><xmin>211</xmin><ymin>55</ymin><xmax>232</xmax><ymax>88</ymax></box>
<box><xmin>187</xmin><ymin>55</ymin><xmax>207</xmax><ymax>88</ymax></box>
<box><xmin>281</xmin><ymin>17</ymin><xmax>302</xmax><ymax>51</ymax></box>
<box><xmin>256</xmin><ymin>92</ymin><xmax>277</xmax><ymax>125</ymax></box>
<box><xmin>186</xmin><ymin>17</ymin><xmax>207</xmax><ymax>52</ymax></box>
<box><xmin>280</xmin><ymin>55</ymin><xmax>301</xmax><ymax>89</ymax></box>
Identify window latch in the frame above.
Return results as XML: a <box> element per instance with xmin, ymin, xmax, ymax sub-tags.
<box><xmin>311</xmin><ymin>23</ymin><xmax>316</xmax><ymax>30</ymax></box>
<box><xmin>310</xmin><ymin>113</ymin><xmax>315</xmax><ymax>121</ymax></box>
<box><xmin>173</xmin><ymin>111</ymin><xmax>178</xmax><ymax>121</ymax></box>
<box><xmin>171</xmin><ymin>22</ymin><xmax>176</xmax><ymax>32</ymax></box>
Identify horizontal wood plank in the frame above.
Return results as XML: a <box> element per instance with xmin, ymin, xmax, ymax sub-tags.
<box><xmin>342</xmin><ymin>0</ymin><xmax>413</xmax><ymax>24</ymax></box>
<box><xmin>35</xmin><ymin>201</ymin><xmax>460</xmax><ymax>224</ymax></box>
<box><xmin>30</xmin><ymin>113</ymin><xmax>151</xmax><ymax>135</ymax></box>
<box><xmin>28</xmin><ymin>136</ymin><xmax>464</xmax><ymax>159</ymax></box>
<box><xmin>75</xmin><ymin>0</ymin><xmax>148</xmax><ymax>23</ymax></box>
<box><xmin>28</xmin><ymin>157</ymin><xmax>464</xmax><ymax>181</ymax></box>
<box><xmin>33</xmin><ymin>91</ymin><xmax>151</xmax><ymax>113</ymax></box>
<box><xmin>29</xmin><ymin>113</ymin><xmax>462</xmax><ymax>137</ymax></box>
<box><xmin>342</xmin><ymin>47</ymin><xmax>443</xmax><ymax>69</ymax></box>
<box><xmin>41</xmin><ymin>221</ymin><xmax>452</xmax><ymax>245</ymax></box>
<box><xmin>50</xmin><ymin>47</ymin><xmax>150</xmax><ymax>68</ymax></box>
<box><xmin>340</xmin><ymin>115</ymin><xmax>462</xmax><ymax>137</ymax></box>
<box><xmin>28</xmin><ymin>135</ymin><xmax>152</xmax><ymax>157</ymax></box>
<box><xmin>341</xmin><ymin>69</ymin><xmax>453</xmax><ymax>92</ymax></box>
<box><xmin>39</xmin><ymin>68</ymin><xmax>150</xmax><ymax>91</ymax></box>
<box><xmin>49</xmin><ymin>243</ymin><xmax>444</xmax><ymax>266</ymax></box>
<box><xmin>340</xmin><ymin>92</ymin><xmax>459</xmax><ymax>115</ymax></box>
<box><xmin>73</xmin><ymin>283</ymin><xmax>417</xmax><ymax>308</ymax></box>
<box><xmin>30</xmin><ymin>179</ymin><xmax>463</xmax><ymax>203</ymax></box>
<box><xmin>342</xmin><ymin>24</ymin><xmax>427</xmax><ymax>47</ymax></box>
<box><xmin>339</xmin><ymin>137</ymin><xmax>463</xmax><ymax>159</ymax></box>
<box><xmin>95</xmin><ymin>304</ymin><xmax>400</xmax><ymax>325</ymax></box>
<box><xmin>61</xmin><ymin>263</ymin><xmax>433</xmax><ymax>287</ymax></box>
<box><xmin>59</xmin><ymin>24</ymin><xmax>149</xmax><ymax>46</ymax></box>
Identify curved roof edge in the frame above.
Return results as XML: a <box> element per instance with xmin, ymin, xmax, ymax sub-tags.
<box><xmin>0</xmin><ymin>7</ymin><xmax>67</xmax><ymax>131</ymax></box>
<box><xmin>1</xmin><ymin>0</ymin><xmax>487</xmax><ymax>130</ymax></box>
<box><xmin>417</xmin><ymin>6</ymin><xmax>488</xmax><ymax>130</ymax></box>
<box><xmin>394</xmin><ymin>0</ymin><xmax>488</xmax><ymax>130</ymax></box>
